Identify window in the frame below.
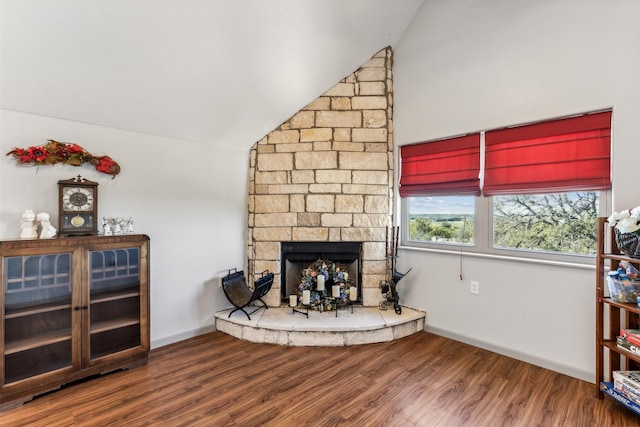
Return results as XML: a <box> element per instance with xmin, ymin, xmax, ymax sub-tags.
<box><xmin>408</xmin><ymin>196</ymin><xmax>474</xmax><ymax>245</ymax></box>
<box><xmin>401</xmin><ymin>110</ymin><xmax>611</xmax><ymax>260</ymax></box>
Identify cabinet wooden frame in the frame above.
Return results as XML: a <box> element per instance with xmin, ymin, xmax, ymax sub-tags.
<box><xmin>0</xmin><ymin>234</ymin><xmax>150</xmax><ymax>411</ymax></box>
<box><xmin>596</xmin><ymin>217</ymin><xmax>640</xmax><ymax>403</ymax></box>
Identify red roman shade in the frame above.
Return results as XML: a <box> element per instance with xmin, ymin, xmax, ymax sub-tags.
<box><xmin>484</xmin><ymin>110</ymin><xmax>612</xmax><ymax>196</ymax></box>
<box><xmin>399</xmin><ymin>134</ymin><xmax>481</xmax><ymax>197</ymax></box>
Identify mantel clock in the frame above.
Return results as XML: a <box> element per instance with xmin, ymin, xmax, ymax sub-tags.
<box><xmin>58</xmin><ymin>175</ymin><xmax>98</xmax><ymax>236</ymax></box>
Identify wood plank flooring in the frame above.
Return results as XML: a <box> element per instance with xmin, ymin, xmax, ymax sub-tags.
<box><xmin>1</xmin><ymin>331</ymin><xmax>639</xmax><ymax>426</ymax></box>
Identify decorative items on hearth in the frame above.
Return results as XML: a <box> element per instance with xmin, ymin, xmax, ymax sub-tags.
<box><xmin>608</xmin><ymin>207</ymin><xmax>640</xmax><ymax>259</ymax></box>
<box><xmin>297</xmin><ymin>258</ymin><xmax>355</xmax><ymax>311</ymax></box>
<box><xmin>6</xmin><ymin>139</ymin><xmax>120</xmax><ymax>178</ymax></box>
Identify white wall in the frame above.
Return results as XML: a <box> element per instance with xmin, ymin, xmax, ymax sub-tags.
<box><xmin>0</xmin><ymin>110</ymin><xmax>248</xmax><ymax>348</ymax></box>
<box><xmin>393</xmin><ymin>0</ymin><xmax>640</xmax><ymax>381</ymax></box>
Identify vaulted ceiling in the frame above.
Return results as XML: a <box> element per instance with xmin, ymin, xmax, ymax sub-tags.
<box><xmin>1</xmin><ymin>0</ymin><xmax>423</xmax><ymax>150</ymax></box>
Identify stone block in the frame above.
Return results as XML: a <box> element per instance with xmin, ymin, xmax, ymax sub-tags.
<box><xmin>268</xmin><ymin>184</ymin><xmax>309</xmax><ymax>194</ymax></box>
<box><xmin>352</xmin><ymin>96</ymin><xmax>387</xmax><ymax>110</ymax></box>
<box><xmin>357</xmin><ymin>67</ymin><xmax>386</xmax><ymax>82</ymax></box>
<box><xmin>363</xmin><ymin>274</ymin><xmax>386</xmax><ymax>289</ymax></box>
<box><xmin>342</xmin><ymin>227</ymin><xmax>386</xmax><ymax>242</ymax></box>
<box><xmin>297</xmin><ymin>213</ymin><xmax>321</xmax><ymax>226</ymax></box>
<box><xmin>362</xmin><ymin>287</ymin><xmax>383</xmax><ymax>307</ymax></box>
<box><xmin>358</xmin><ymin>81</ymin><xmax>386</xmax><ymax>96</ymax></box>
<box><xmin>305</xmin><ymin>97</ymin><xmax>330</xmax><ymax>111</ymax></box>
<box><xmin>309</xmin><ymin>184</ymin><xmax>342</xmax><ymax>193</ymax></box>
<box><xmin>300</xmin><ymin>128</ymin><xmax>333</xmax><ymax>142</ymax></box>
<box><xmin>362</xmin><ymin>57</ymin><xmax>386</xmax><ymax>68</ymax></box>
<box><xmin>333</xmin><ymin>141</ymin><xmax>364</xmax><ymax>152</ymax></box>
<box><xmin>316</xmin><ymin>111</ymin><xmax>361</xmax><ymax>128</ymax></box>
<box><xmin>291</xmin><ymin>170</ymin><xmax>315</xmax><ymax>184</ymax></box>
<box><xmin>258</xmin><ymin>153</ymin><xmax>293</xmax><ymax>171</ymax></box>
<box><xmin>295</xmin><ymin>151</ymin><xmax>337</xmax><ymax>170</ymax></box>
<box><xmin>254</xmin><ymin>195</ymin><xmax>290</xmax><ymax>213</ymax></box>
<box><xmin>362</xmin><ymin>241</ymin><xmax>387</xmax><ymax>260</ymax></box>
<box><xmin>362</xmin><ymin>110</ymin><xmax>387</xmax><ymax>128</ymax></box>
<box><xmin>288</xmin><ymin>331</ymin><xmax>345</xmax><ymax>346</ymax></box>
<box><xmin>254</xmin><ymin>213</ymin><xmax>297</xmax><ymax>227</ymax></box>
<box><xmin>353</xmin><ymin>127</ymin><xmax>388</xmax><ymax>144</ymax></box>
<box><xmin>253</xmin><ymin>260</ymin><xmax>279</xmax><ymax>276</ymax></box>
<box><xmin>331</xmin><ymin>97</ymin><xmax>352</xmax><ymax>110</ymax></box>
<box><xmin>334</xmin><ymin>128</ymin><xmax>351</xmax><ymax>141</ymax></box>
<box><xmin>339</xmin><ymin>152</ymin><xmax>388</xmax><ymax>170</ymax></box>
<box><xmin>254</xmin><ymin>241</ymin><xmax>280</xmax><ymax>260</ymax></box>
<box><xmin>292</xmin><ymin>227</ymin><xmax>329</xmax><ymax>241</ymax></box>
<box><xmin>255</xmin><ymin>171</ymin><xmax>288</xmax><ymax>185</ymax></box>
<box><xmin>313</xmin><ymin>141</ymin><xmax>332</xmax><ymax>151</ymax></box>
<box><xmin>323</xmin><ymin>82</ymin><xmax>355</xmax><ymax>97</ymax></box>
<box><xmin>257</xmin><ymin>144</ymin><xmax>275</xmax><ymax>153</ymax></box>
<box><xmin>269</xmin><ymin>130</ymin><xmax>299</xmax><ymax>144</ymax></box>
<box><xmin>342</xmin><ymin>184</ymin><xmax>389</xmax><ymax>195</ymax></box>
<box><xmin>254</xmin><ymin>184</ymin><xmax>269</xmax><ymax>195</ymax></box>
<box><xmin>276</xmin><ymin>142</ymin><xmax>312</xmax><ymax>153</ymax></box>
<box><xmin>335</xmin><ymin>195</ymin><xmax>363</xmax><ymax>213</ymax></box>
<box><xmin>353</xmin><ymin>214</ymin><xmax>390</xmax><ymax>228</ymax></box>
<box><xmin>321</xmin><ymin>213</ymin><xmax>353</xmax><ymax>227</ymax></box>
<box><xmin>306</xmin><ymin>194</ymin><xmax>335</xmax><ymax>212</ymax></box>
<box><xmin>352</xmin><ymin>170</ymin><xmax>388</xmax><ymax>185</ymax></box>
<box><xmin>316</xmin><ymin>169</ymin><xmax>351</xmax><ymax>184</ymax></box>
<box><xmin>365</xmin><ymin>143</ymin><xmax>389</xmax><ymax>152</ymax></box>
<box><xmin>291</xmin><ymin>111</ymin><xmax>315</xmax><ymax>129</ymax></box>
<box><xmin>252</xmin><ymin>227</ymin><xmax>292</xmax><ymax>241</ymax></box>
<box><xmin>290</xmin><ymin>194</ymin><xmax>305</xmax><ymax>212</ymax></box>
<box><xmin>362</xmin><ymin>259</ymin><xmax>387</xmax><ymax>275</ymax></box>
<box><xmin>365</xmin><ymin>195</ymin><xmax>389</xmax><ymax>213</ymax></box>
<box><xmin>328</xmin><ymin>228</ymin><xmax>341</xmax><ymax>241</ymax></box>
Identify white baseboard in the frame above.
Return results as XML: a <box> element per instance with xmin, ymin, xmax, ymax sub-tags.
<box><xmin>151</xmin><ymin>324</ymin><xmax>217</xmax><ymax>350</ymax></box>
<box><xmin>425</xmin><ymin>325</ymin><xmax>594</xmax><ymax>384</ymax></box>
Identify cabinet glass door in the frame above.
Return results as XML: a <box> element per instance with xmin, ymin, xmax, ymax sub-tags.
<box><xmin>88</xmin><ymin>248</ymin><xmax>141</xmax><ymax>360</ymax></box>
<box><xmin>3</xmin><ymin>253</ymin><xmax>73</xmax><ymax>384</ymax></box>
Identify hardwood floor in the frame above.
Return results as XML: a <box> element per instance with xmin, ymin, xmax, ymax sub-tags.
<box><xmin>1</xmin><ymin>331</ymin><xmax>639</xmax><ymax>426</ymax></box>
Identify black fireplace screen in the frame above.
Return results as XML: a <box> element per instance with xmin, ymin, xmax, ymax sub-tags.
<box><xmin>281</xmin><ymin>242</ymin><xmax>362</xmax><ymax>301</ymax></box>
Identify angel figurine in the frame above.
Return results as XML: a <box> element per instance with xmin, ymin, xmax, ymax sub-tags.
<box><xmin>37</xmin><ymin>212</ymin><xmax>57</xmax><ymax>238</ymax></box>
<box><xmin>19</xmin><ymin>210</ymin><xmax>38</xmax><ymax>239</ymax></box>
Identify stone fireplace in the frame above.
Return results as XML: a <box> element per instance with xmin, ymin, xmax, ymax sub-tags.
<box><xmin>247</xmin><ymin>47</ymin><xmax>394</xmax><ymax>307</ymax></box>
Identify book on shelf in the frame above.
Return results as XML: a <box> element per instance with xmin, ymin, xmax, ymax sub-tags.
<box><xmin>601</xmin><ymin>382</ymin><xmax>640</xmax><ymax>415</ymax></box>
<box><xmin>620</xmin><ymin>328</ymin><xmax>640</xmax><ymax>347</ymax></box>
<box><xmin>616</xmin><ymin>336</ymin><xmax>640</xmax><ymax>356</ymax></box>
<box><xmin>613</xmin><ymin>371</ymin><xmax>640</xmax><ymax>393</ymax></box>
<box><xmin>615</xmin><ymin>380</ymin><xmax>640</xmax><ymax>404</ymax></box>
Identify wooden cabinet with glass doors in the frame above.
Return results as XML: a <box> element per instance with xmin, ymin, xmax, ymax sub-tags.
<box><xmin>0</xmin><ymin>234</ymin><xmax>149</xmax><ymax>411</ymax></box>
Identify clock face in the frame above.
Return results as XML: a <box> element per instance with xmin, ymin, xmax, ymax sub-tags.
<box><xmin>62</xmin><ymin>187</ymin><xmax>94</xmax><ymax>211</ymax></box>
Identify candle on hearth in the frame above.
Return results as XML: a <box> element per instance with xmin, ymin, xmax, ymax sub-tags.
<box><xmin>349</xmin><ymin>286</ymin><xmax>357</xmax><ymax>301</ymax></box>
<box><xmin>316</xmin><ymin>274</ymin><xmax>325</xmax><ymax>291</ymax></box>
<box><xmin>290</xmin><ymin>294</ymin><xmax>297</xmax><ymax>307</ymax></box>
<box><xmin>332</xmin><ymin>285</ymin><xmax>340</xmax><ymax>298</ymax></box>
<box><xmin>344</xmin><ymin>272</ymin><xmax>348</xmax><ymax>281</ymax></box>
<box><xmin>302</xmin><ymin>289</ymin><xmax>311</xmax><ymax>305</ymax></box>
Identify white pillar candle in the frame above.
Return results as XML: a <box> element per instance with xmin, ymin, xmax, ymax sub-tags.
<box><xmin>332</xmin><ymin>285</ymin><xmax>340</xmax><ymax>298</ymax></box>
<box><xmin>344</xmin><ymin>272</ymin><xmax>349</xmax><ymax>281</ymax></box>
<box><xmin>302</xmin><ymin>289</ymin><xmax>311</xmax><ymax>305</ymax></box>
<box><xmin>316</xmin><ymin>274</ymin><xmax>325</xmax><ymax>291</ymax></box>
<box><xmin>289</xmin><ymin>294</ymin><xmax>297</xmax><ymax>307</ymax></box>
<box><xmin>349</xmin><ymin>286</ymin><xmax>357</xmax><ymax>301</ymax></box>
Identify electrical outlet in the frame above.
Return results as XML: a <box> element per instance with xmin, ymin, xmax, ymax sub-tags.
<box><xmin>470</xmin><ymin>281</ymin><xmax>480</xmax><ymax>295</ymax></box>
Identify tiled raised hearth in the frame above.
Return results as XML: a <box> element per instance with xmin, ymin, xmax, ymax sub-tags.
<box><xmin>215</xmin><ymin>305</ymin><xmax>425</xmax><ymax>346</ymax></box>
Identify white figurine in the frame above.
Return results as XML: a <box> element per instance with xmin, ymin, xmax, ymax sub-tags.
<box><xmin>125</xmin><ymin>217</ymin><xmax>135</xmax><ymax>234</ymax></box>
<box><xmin>19</xmin><ymin>210</ymin><xmax>38</xmax><ymax>239</ymax></box>
<box><xmin>36</xmin><ymin>212</ymin><xmax>57</xmax><ymax>238</ymax></box>
<box><xmin>113</xmin><ymin>218</ymin><xmax>123</xmax><ymax>235</ymax></box>
<box><xmin>103</xmin><ymin>217</ymin><xmax>113</xmax><ymax>236</ymax></box>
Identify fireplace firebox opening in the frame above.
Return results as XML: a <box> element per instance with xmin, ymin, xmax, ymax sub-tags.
<box><xmin>281</xmin><ymin>242</ymin><xmax>362</xmax><ymax>302</ymax></box>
